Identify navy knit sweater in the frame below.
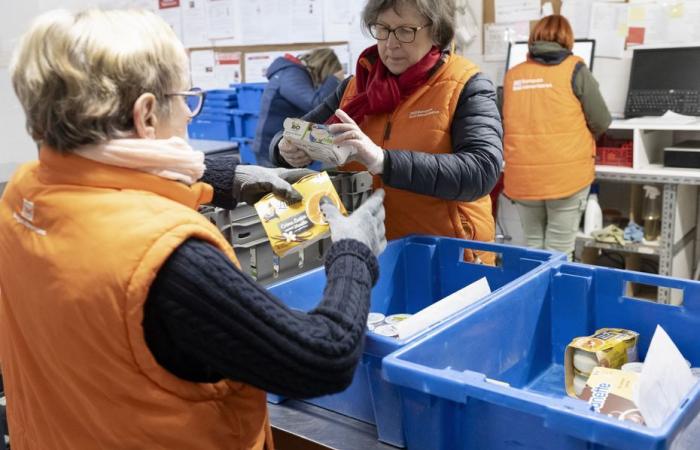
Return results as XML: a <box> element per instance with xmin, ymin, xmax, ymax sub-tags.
<box><xmin>142</xmin><ymin>156</ymin><xmax>378</xmax><ymax>398</ymax></box>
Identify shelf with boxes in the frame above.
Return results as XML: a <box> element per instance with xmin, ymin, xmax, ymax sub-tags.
<box><xmin>585</xmin><ymin>121</ymin><xmax>700</xmax><ymax>303</ymax></box>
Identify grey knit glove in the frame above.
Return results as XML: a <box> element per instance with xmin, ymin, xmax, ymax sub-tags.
<box><xmin>321</xmin><ymin>189</ymin><xmax>387</xmax><ymax>257</ymax></box>
<box><xmin>232</xmin><ymin>166</ymin><xmax>315</xmax><ymax>204</ymax></box>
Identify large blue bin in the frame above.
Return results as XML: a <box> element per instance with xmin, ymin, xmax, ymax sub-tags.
<box><xmin>267</xmin><ymin>236</ymin><xmax>564</xmax><ymax>446</ymax></box>
<box><xmin>383</xmin><ymin>262</ymin><xmax>700</xmax><ymax>450</ymax></box>
<box><xmin>188</xmin><ymin>114</ymin><xmax>236</xmax><ymax>141</ymax></box>
<box><xmin>233</xmin><ymin>82</ymin><xmax>266</xmax><ymax>111</ymax></box>
<box><xmin>231</xmin><ymin>137</ymin><xmax>256</xmax><ymax>164</ymax></box>
<box><xmin>232</xmin><ymin>111</ymin><xmax>259</xmax><ymax>139</ymax></box>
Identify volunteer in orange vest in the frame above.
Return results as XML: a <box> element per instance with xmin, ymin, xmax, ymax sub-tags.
<box><xmin>271</xmin><ymin>0</ymin><xmax>503</xmax><ymax>264</ymax></box>
<box><xmin>0</xmin><ymin>9</ymin><xmax>387</xmax><ymax>450</ymax></box>
<box><xmin>503</xmin><ymin>15</ymin><xmax>611</xmax><ymax>258</ymax></box>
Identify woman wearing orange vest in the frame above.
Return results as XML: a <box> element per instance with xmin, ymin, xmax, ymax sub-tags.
<box><xmin>503</xmin><ymin>15</ymin><xmax>611</xmax><ymax>258</ymax></box>
<box><xmin>271</xmin><ymin>0</ymin><xmax>503</xmax><ymax>264</ymax></box>
<box><xmin>0</xmin><ymin>9</ymin><xmax>387</xmax><ymax>449</ymax></box>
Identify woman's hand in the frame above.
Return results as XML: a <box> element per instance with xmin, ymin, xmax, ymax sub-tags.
<box><xmin>329</xmin><ymin>109</ymin><xmax>385</xmax><ymax>174</ymax></box>
<box><xmin>279</xmin><ymin>137</ymin><xmax>312</xmax><ymax>168</ymax></box>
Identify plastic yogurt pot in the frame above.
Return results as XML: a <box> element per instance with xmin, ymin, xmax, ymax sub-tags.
<box><xmin>385</xmin><ymin>313</ymin><xmax>412</xmax><ymax>325</ymax></box>
<box><xmin>373</xmin><ymin>324</ymin><xmax>399</xmax><ymax>337</ymax></box>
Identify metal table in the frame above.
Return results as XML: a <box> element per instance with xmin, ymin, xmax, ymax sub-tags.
<box><xmin>269</xmin><ymin>400</ymin><xmax>398</xmax><ymax>450</ymax></box>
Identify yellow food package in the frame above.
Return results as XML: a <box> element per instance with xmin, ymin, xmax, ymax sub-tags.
<box><xmin>564</xmin><ymin>328</ymin><xmax>639</xmax><ymax>397</ymax></box>
<box><xmin>254</xmin><ymin>172</ymin><xmax>346</xmax><ymax>257</ymax></box>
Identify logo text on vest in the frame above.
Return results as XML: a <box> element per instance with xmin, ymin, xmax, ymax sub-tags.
<box><xmin>512</xmin><ymin>78</ymin><xmax>553</xmax><ymax>91</ymax></box>
<box><xmin>408</xmin><ymin>108</ymin><xmax>440</xmax><ymax>119</ymax></box>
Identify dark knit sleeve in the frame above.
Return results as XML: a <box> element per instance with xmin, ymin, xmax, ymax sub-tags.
<box><xmin>143</xmin><ymin>238</ymin><xmax>378</xmax><ymax>398</ymax></box>
<box><xmin>201</xmin><ymin>154</ymin><xmax>238</xmax><ymax>209</ymax></box>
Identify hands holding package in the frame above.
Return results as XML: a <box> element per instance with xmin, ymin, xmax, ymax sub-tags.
<box><xmin>232</xmin><ymin>166</ymin><xmax>386</xmax><ymax>257</ymax></box>
<box><xmin>279</xmin><ymin>109</ymin><xmax>385</xmax><ymax>175</ymax></box>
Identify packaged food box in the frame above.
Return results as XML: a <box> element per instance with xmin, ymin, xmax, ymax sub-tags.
<box><xmin>282</xmin><ymin>118</ymin><xmax>355</xmax><ymax>166</ymax></box>
<box><xmin>565</xmin><ymin>328</ymin><xmax>639</xmax><ymax>397</ymax></box>
<box><xmin>254</xmin><ymin>172</ymin><xmax>346</xmax><ymax>257</ymax></box>
<box><xmin>578</xmin><ymin>367</ymin><xmax>645</xmax><ymax>425</ymax></box>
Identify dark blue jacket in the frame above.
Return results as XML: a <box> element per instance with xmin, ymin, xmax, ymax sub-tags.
<box><xmin>252</xmin><ymin>56</ymin><xmax>340</xmax><ymax>167</ymax></box>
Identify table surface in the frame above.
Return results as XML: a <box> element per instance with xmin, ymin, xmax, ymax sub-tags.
<box><xmin>269</xmin><ymin>400</ymin><xmax>398</xmax><ymax>450</ymax></box>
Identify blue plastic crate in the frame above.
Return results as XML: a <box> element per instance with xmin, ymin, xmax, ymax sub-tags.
<box><xmin>232</xmin><ymin>83</ymin><xmax>265</xmax><ymax>111</ymax></box>
<box><xmin>232</xmin><ymin>111</ymin><xmax>259</xmax><ymax>139</ymax></box>
<box><xmin>383</xmin><ymin>262</ymin><xmax>700</xmax><ymax>450</ymax></box>
<box><xmin>204</xmin><ymin>99</ymin><xmax>238</xmax><ymax>108</ymax></box>
<box><xmin>206</xmin><ymin>89</ymin><xmax>237</xmax><ymax>101</ymax></box>
<box><xmin>232</xmin><ymin>137</ymin><xmax>256</xmax><ymax>164</ymax></box>
<box><xmin>267</xmin><ymin>236</ymin><xmax>564</xmax><ymax>446</ymax></box>
<box><xmin>201</xmin><ymin>106</ymin><xmax>237</xmax><ymax>116</ymax></box>
<box><xmin>188</xmin><ymin>114</ymin><xmax>236</xmax><ymax>141</ymax></box>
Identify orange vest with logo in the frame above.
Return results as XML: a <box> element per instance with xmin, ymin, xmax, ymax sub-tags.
<box><xmin>0</xmin><ymin>148</ymin><xmax>273</xmax><ymax>450</ymax></box>
<box><xmin>340</xmin><ymin>54</ymin><xmax>495</xmax><ymax>263</ymax></box>
<box><xmin>503</xmin><ymin>55</ymin><xmax>595</xmax><ymax>200</ymax></box>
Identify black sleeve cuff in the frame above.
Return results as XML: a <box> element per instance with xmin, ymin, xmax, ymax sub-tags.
<box><xmin>325</xmin><ymin>239</ymin><xmax>379</xmax><ymax>286</ymax></box>
<box><xmin>202</xmin><ymin>155</ymin><xmax>239</xmax><ymax>209</ymax></box>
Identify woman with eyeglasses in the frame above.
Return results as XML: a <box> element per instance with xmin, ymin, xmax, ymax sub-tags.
<box><xmin>0</xmin><ymin>9</ymin><xmax>386</xmax><ymax>449</ymax></box>
<box><xmin>271</xmin><ymin>0</ymin><xmax>503</xmax><ymax>263</ymax></box>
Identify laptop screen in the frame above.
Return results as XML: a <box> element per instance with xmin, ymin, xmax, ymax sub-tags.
<box><xmin>629</xmin><ymin>47</ymin><xmax>700</xmax><ymax>91</ymax></box>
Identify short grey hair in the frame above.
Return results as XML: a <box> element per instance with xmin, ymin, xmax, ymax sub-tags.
<box><xmin>361</xmin><ymin>0</ymin><xmax>456</xmax><ymax>49</ymax></box>
<box><xmin>10</xmin><ymin>9</ymin><xmax>190</xmax><ymax>152</ymax></box>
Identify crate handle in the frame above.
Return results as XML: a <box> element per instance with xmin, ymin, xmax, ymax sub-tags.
<box><xmin>613</xmin><ymin>269</ymin><xmax>700</xmax><ymax>309</ymax></box>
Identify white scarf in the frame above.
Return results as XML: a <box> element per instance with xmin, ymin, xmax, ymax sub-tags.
<box><xmin>74</xmin><ymin>136</ymin><xmax>205</xmax><ymax>185</ymax></box>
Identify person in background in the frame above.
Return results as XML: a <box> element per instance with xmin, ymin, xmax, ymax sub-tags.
<box><xmin>502</xmin><ymin>15</ymin><xmax>611</xmax><ymax>258</ymax></box>
<box><xmin>253</xmin><ymin>48</ymin><xmax>344</xmax><ymax>166</ymax></box>
<box><xmin>271</xmin><ymin>0</ymin><xmax>503</xmax><ymax>264</ymax></box>
<box><xmin>0</xmin><ymin>9</ymin><xmax>386</xmax><ymax>449</ymax></box>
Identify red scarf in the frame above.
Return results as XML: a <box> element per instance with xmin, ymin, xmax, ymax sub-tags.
<box><xmin>327</xmin><ymin>45</ymin><xmax>442</xmax><ymax>125</ymax></box>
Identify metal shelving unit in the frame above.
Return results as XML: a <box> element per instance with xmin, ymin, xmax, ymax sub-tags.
<box><xmin>582</xmin><ymin>119</ymin><xmax>700</xmax><ymax>304</ymax></box>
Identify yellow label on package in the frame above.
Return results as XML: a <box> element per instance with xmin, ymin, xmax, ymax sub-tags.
<box><xmin>565</xmin><ymin>328</ymin><xmax>639</xmax><ymax>397</ymax></box>
<box><xmin>578</xmin><ymin>367</ymin><xmax>645</xmax><ymax>425</ymax></box>
<box><xmin>254</xmin><ymin>172</ymin><xmax>346</xmax><ymax>257</ymax></box>
<box><xmin>282</xmin><ymin>118</ymin><xmax>354</xmax><ymax>166</ymax></box>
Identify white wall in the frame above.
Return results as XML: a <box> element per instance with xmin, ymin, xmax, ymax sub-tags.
<box><xmin>0</xmin><ymin>0</ymin><xmax>104</xmax><ymax>183</ymax></box>
<box><xmin>460</xmin><ymin>0</ymin><xmax>631</xmax><ymax>117</ymax></box>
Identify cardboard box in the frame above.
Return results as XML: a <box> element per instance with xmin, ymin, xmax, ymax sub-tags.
<box><xmin>254</xmin><ymin>172</ymin><xmax>346</xmax><ymax>257</ymax></box>
<box><xmin>578</xmin><ymin>367</ymin><xmax>645</xmax><ymax>425</ymax></box>
<box><xmin>565</xmin><ymin>328</ymin><xmax>639</xmax><ymax>397</ymax></box>
<box><xmin>283</xmin><ymin>118</ymin><xmax>355</xmax><ymax>166</ymax></box>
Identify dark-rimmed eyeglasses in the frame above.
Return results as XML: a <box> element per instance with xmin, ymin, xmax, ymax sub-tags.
<box><xmin>166</xmin><ymin>87</ymin><xmax>206</xmax><ymax>118</ymax></box>
<box><xmin>368</xmin><ymin>23</ymin><xmax>431</xmax><ymax>44</ymax></box>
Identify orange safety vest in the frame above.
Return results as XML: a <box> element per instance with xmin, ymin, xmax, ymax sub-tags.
<box><xmin>340</xmin><ymin>53</ymin><xmax>495</xmax><ymax>263</ymax></box>
<box><xmin>503</xmin><ymin>55</ymin><xmax>596</xmax><ymax>200</ymax></box>
<box><xmin>0</xmin><ymin>148</ymin><xmax>273</xmax><ymax>450</ymax></box>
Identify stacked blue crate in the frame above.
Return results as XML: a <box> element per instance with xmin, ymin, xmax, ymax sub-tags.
<box><xmin>230</xmin><ymin>83</ymin><xmax>265</xmax><ymax>165</ymax></box>
<box><xmin>187</xmin><ymin>84</ymin><xmax>265</xmax><ymax>164</ymax></box>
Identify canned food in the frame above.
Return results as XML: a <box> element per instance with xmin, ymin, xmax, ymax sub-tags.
<box><xmin>373</xmin><ymin>324</ymin><xmax>399</xmax><ymax>338</ymax></box>
<box><xmin>385</xmin><ymin>313</ymin><xmax>412</xmax><ymax>325</ymax></box>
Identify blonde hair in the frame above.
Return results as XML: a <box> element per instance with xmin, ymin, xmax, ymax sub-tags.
<box><xmin>300</xmin><ymin>49</ymin><xmax>342</xmax><ymax>87</ymax></box>
<box><xmin>10</xmin><ymin>9</ymin><xmax>190</xmax><ymax>152</ymax></box>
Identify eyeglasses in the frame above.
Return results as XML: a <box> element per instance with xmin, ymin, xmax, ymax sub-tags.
<box><xmin>368</xmin><ymin>23</ymin><xmax>431</xmax><ymax>44</ymax></box>
<box><xmin>166</xmin><ymin>87</ymin><xmax>206</xmax><ymax>118</ymax></box>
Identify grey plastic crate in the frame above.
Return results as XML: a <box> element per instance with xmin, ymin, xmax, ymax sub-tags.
<box><xmin>234</xmin><ymin>237</ymin><xmax>329</xmax><ymax>286</ymax></box>
<box><xmin>329</xmin><ymin>171</ymin><xmax>373</xmax><ymax>213</ymax></box>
